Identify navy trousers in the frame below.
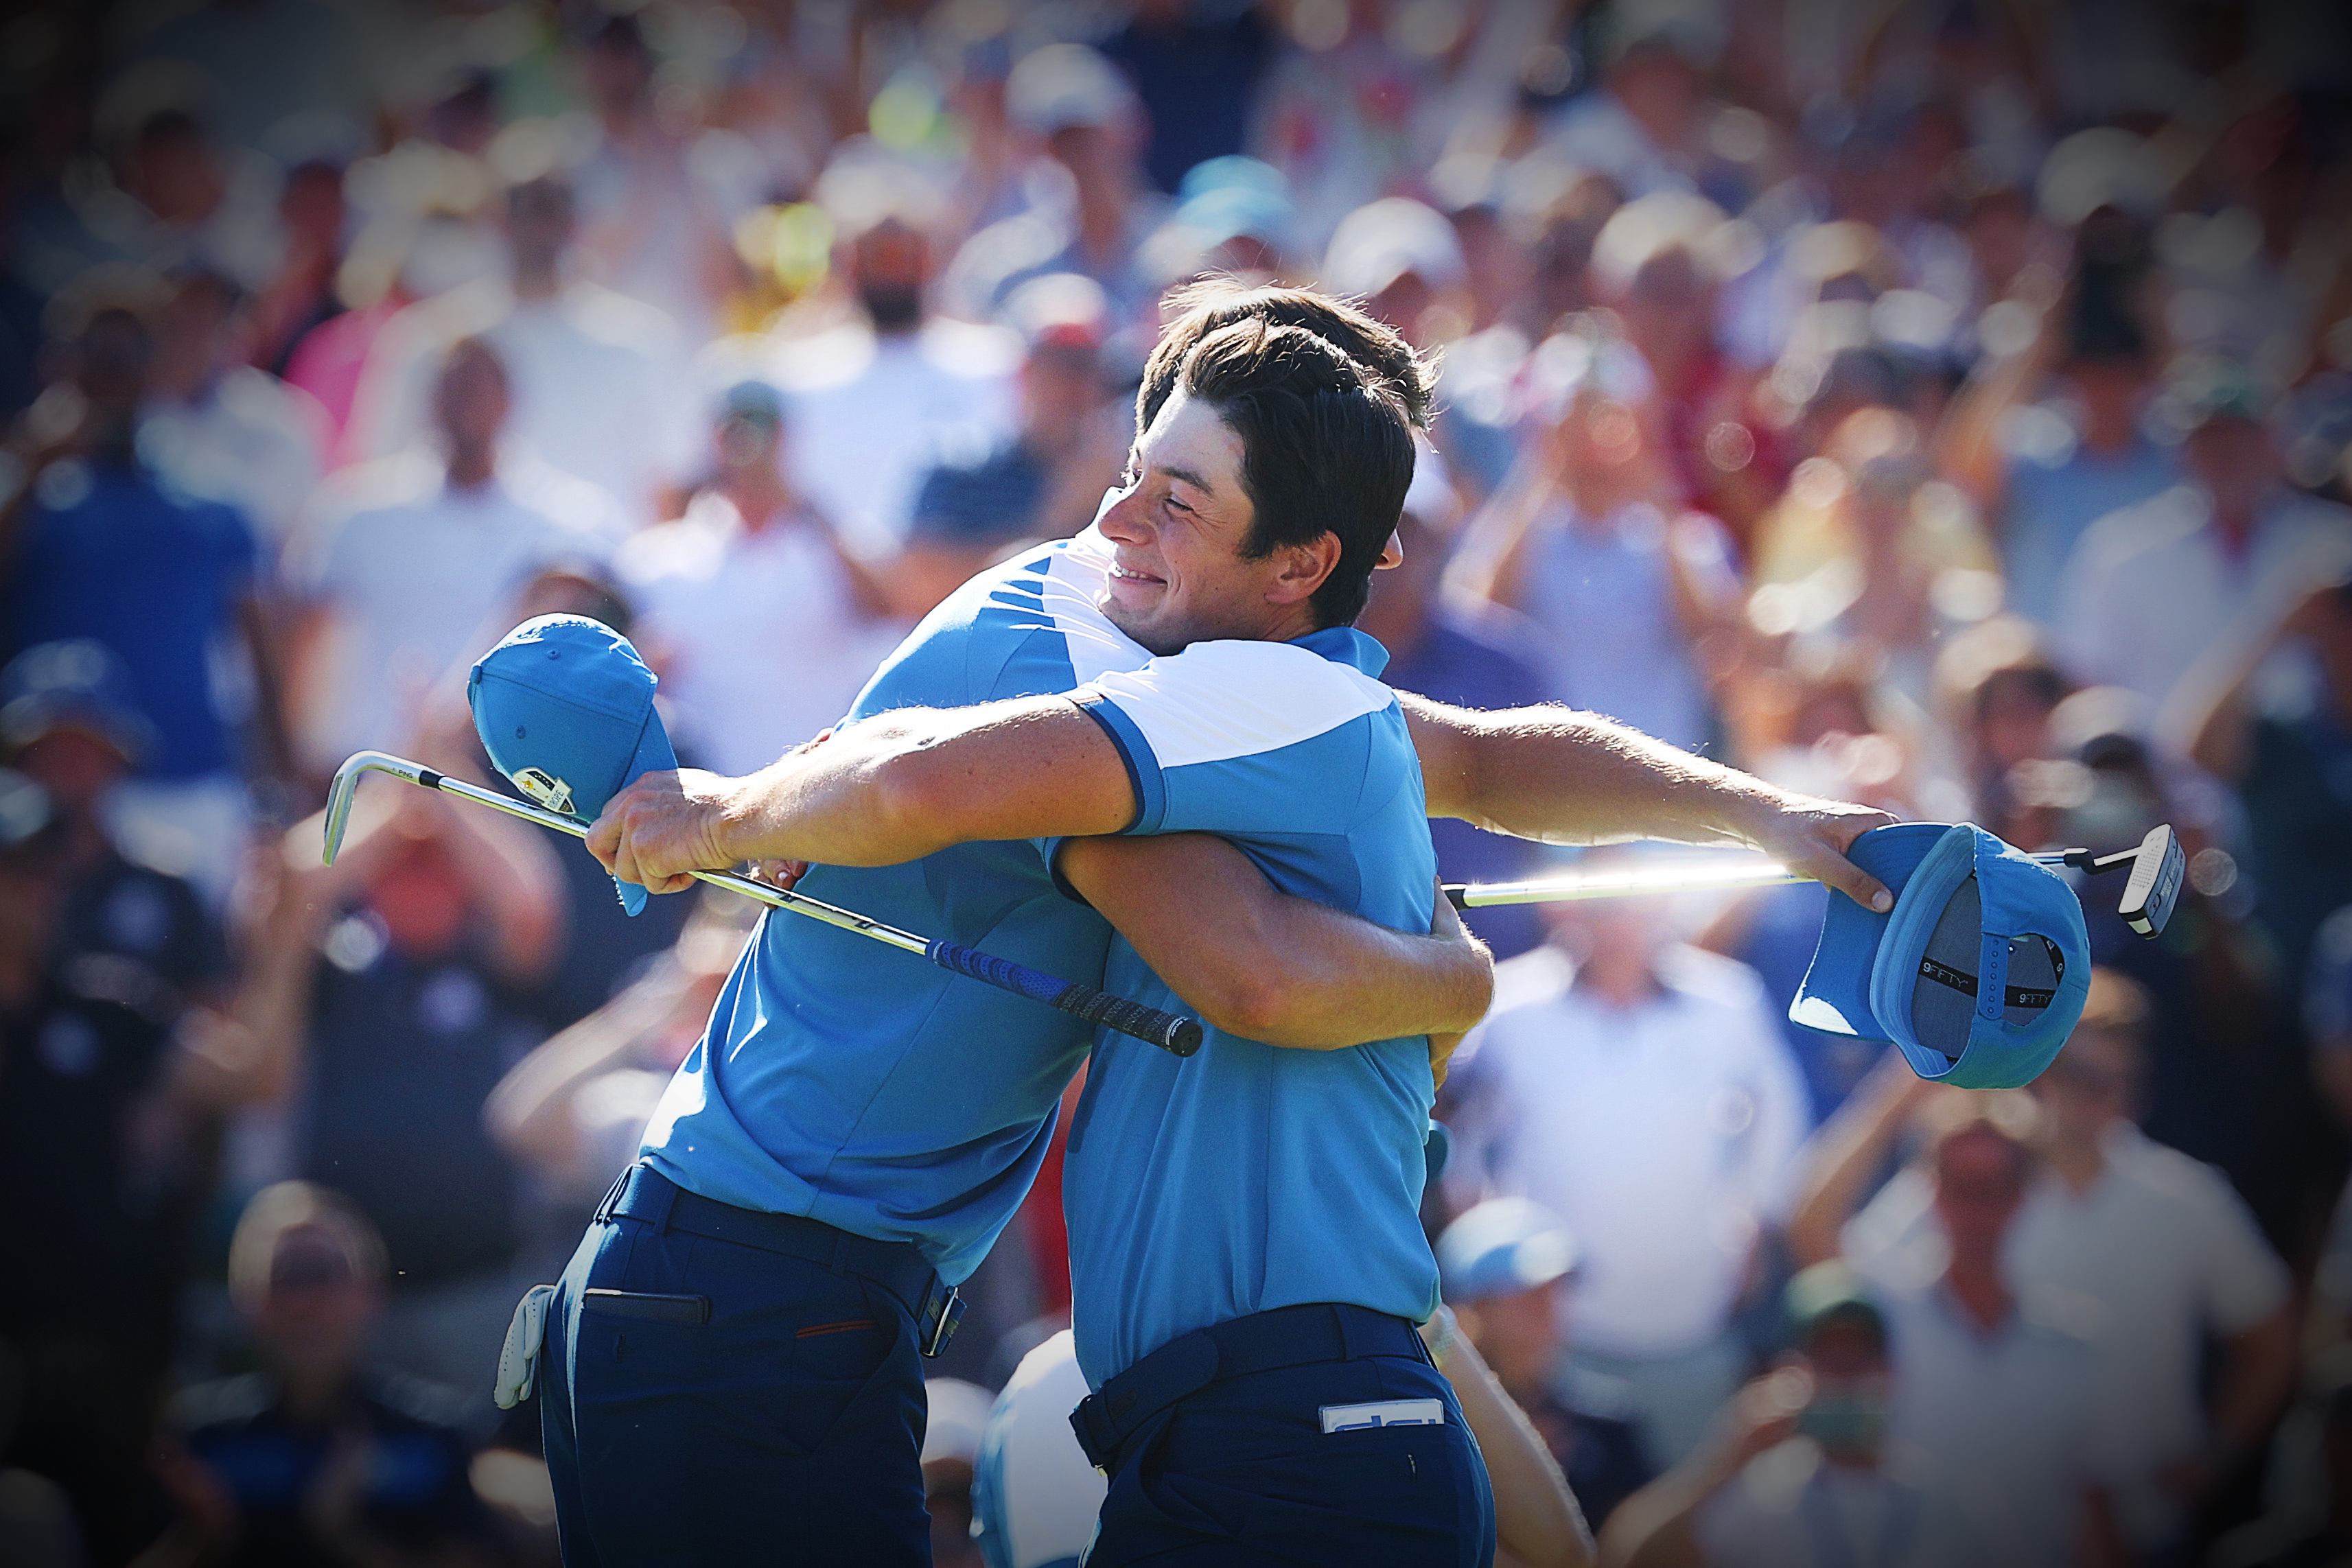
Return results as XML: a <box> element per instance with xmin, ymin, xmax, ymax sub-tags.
<box><xmin>539</xmin><ymin>1173</ymin><xmax>932</xmax><ymax>1566</ymax></box>
<box><xmin>1077</xmin><ymin>1307</ymin><xmax>1497</xmax><ymax>1567</ymax></box>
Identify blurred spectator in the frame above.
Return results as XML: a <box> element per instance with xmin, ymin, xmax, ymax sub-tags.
<box><xmin>1</xmin><ymin>641</ymin><xmax>229</xmax><ymax>1002</ymax></box>
<box><xmin>616</xmin><ymin>378</ymin><xmax>896</xmax><ymax>777</ymax></box>
<box><xmin>1458</xmin><ymin>371</ymin><xmax>1738</xmax><ymax>753</ymax></box>
<box><xmin>1101</xmin><ymin>1</ymin><xmax>1277</xmax><ymax>196</ymax></box>
<box><xmin>1536</xmin><ymin>12</ymin><xmax>1714</xmax><ymax>202</ymax></box>
<box><xmin>898</xmin><ymin>272</ymin><xmax>1128</xmax><ymax>616</ymax></box>
<box><xmin>255</xmin><ymin>781</ymin><xmax>561</xmax><ymax>1404</ymax></box>
<box><xmin>1927</xmin><ymin>616</ymin><xmax>2071</xmax><ymax>845</ymax></box>
<box><xmin>244</xmin><ymin>156</ymin><xmax>349</xmax><ymax>380</ymax></box>
<box><xmin>156</xmin><ymin>1182</ymin><xmax>507</xmax><ymax>1567</ymax></box>
<box><xmin>0</xmin><ymin>767</ymin><xmax>299</xmax><ymax>1565</ymax></box>
<box><xmin>2172</xmin><ymin>576</ymin><xmax>2352</xmax><ymax>1000</ymax></box>
<box><xmin>1596</xmin><ymin>1263</ymin><xmax>1993</xmax><ymax>1568</ymax></box>
<box><xmin>946</xmin><ymin>44</ymin><xmax>1166</xmax><ymax>325</ymax></box>
<box><xmin>1321</xmin><ymin>197</ymin><xmax>1469</xmax><ymax>352</ymax></box>
<box><xmin>2023</xmin><ymin>974</ymin><xmax>2296</xmax><ymax>1554</ymax></box>
<box><xmin>1750</xmin><ymin>408</ymin><xmax>1999</xmax><ymax>703</ymax></box>
<box><xmin>1447</xmin><ymin>886</ymin><xmax>1809</xmax><ymax>1468</ymax></box>
<box><xmin>1937</xmin><ymin>280</ymin><xmax>2180</xmax><ymax>634</ymax></box>
<box><xmin>566</xmin><ymin>16</ymin><xmax>743</xmax><ymax>346</ymax></box>
<box><xmin>1365</xmin><ymin>463</ymin><xmax>1552</xmax><ymax>959</ymax></box>
<box><xmin>137</xmin><ymin>268</ymin><xmax>329</xmax><ymax>556</ymax></box>
<box><xmin>772</xmin><ymin>152</ymin><xmax>1019</xmax><ymax>559</ymax></box>
<box><xmin>2058</xmin><ymin>358</ymin><xmax>2352</xmax><ymax>712</ymax></box>
<box><xmin>1437</xmin><ymin>1197</ymin><xmax>1651</xmax><ymax>1532</ymax></box>
<box><xmin>107</xmin><ymin>106</ymin><xmax>282</xmax><ymax>296</ymax></box>
<box><xmin>348</xmin><ymin>175</ymin><xmax>695</xmax><ymax>525</ymax></box>
<box><xmin>2043</xmin><ymin>690</ymin><xmax>2326</xmax><ymax>1257</ymax></box>
<box><xmin>1</xmin><ymin>296</ymin><xmax>288</xmax><ymax>906</ymax></box>
<box><xmin>1590</xmin><ymin>193</ymin><xmax>1784</xmax><ymax>548</ymax></box>
<box><xmin>1808</xmin><ymin>976</ymin><xmax>2294</xmax><ymax>1558</ymax></box>
<box><xmin>483</xmin><ymin>891</ymin><xmax>748</xmax><ymax>1227</ymax></box>
<box><xmin>286</xmin><ymin>337</ymin><xmax>612</xmax><ymax>780</ymax></box>
<box><xmin>1790</xmin><ymin>1083</ymin><xmax>2130</xmax><ymax>1567</ymax></box>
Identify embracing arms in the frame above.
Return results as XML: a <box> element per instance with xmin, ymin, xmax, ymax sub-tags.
<box><xmin>1056</xmin><ymin>833</ymin><xmax>1492</xmax><ymax>1051</ymax></box>
<box><xmin>583</xmin><ymin>689</ymin><xmax>1889</xmax><ymax>1050</ymax></box>
<box><xmin>588</xmin><ymin>692</ymin><xmax>1892</xmax><ymax>909</ymax></box>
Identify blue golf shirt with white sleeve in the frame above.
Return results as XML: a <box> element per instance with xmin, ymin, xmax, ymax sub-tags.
<box><xmin>1056</xmin><ymin>628</ymin><xmax>1443</xmax><ymax>1389</ymax></box>
<box><xmin>636</xmin><ymin>518</ymin><xmax>1436</xmax><ymax>1300</ymax></box>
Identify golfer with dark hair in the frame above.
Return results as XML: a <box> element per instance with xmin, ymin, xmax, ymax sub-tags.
<box><xmin>579</xmin><ymin>282</ymin><xmax>1892</xmax><ymax>1565</ymax></box>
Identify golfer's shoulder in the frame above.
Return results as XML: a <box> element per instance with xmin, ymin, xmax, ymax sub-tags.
<box><xmin>1086</xmin><ymin>639</ymin><xmax>1397</xmax><ymax>764</ymax></box>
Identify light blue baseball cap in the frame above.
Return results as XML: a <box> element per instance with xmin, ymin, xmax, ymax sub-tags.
<box><xmin>1789</xmin><ymin>822</ymin><xmax>2091</xmax><ymax>1089</ymax></box>
<box><xmin>467</xmin><ymin>614</ymin><xmax>679</xmax><ymax>915</ymax></box>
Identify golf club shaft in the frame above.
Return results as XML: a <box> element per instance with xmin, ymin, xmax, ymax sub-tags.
<box><xmin>324</xmin><ymin>751</ymin><xmax>1204</xmax><ymax>1057</ymax></box>
<box><xmin>1447</xmin><ymin>849</ymin><xmax>2078</xmax><ymax>910</ymax></box>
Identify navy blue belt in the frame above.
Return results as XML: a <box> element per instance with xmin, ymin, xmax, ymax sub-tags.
<box><xmin>596</xmin><ymin>1163</ymin><xmax>965</xmax><ymax>1357</ymax></box>
<box><xmin>1069</xmin><ymin>1302</ymin><xmax>1430</xmax><ymax>1471</ymax></box>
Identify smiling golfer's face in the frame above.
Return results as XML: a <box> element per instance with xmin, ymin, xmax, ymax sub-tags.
<box><xmin>1097</xmin><ymin>392</ymin><xmax>1301</xmax><ymax>656</ymax></box>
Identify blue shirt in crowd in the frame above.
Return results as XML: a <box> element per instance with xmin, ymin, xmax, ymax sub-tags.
<box><xmin>1058</xmin><ymin>629</ymin><xmax>1443</xmax><ymax>1388</ymax></box>
<box><xmin>1999</xmin><ymin>421</ymin><xmax>2180</xmax><ymax>631</ymax></box>
<box><xmin>4</xmin><ymin>459</ymin><xmax>257</xmax><ymax>779</ymax></box>
<box><xmin>1384</xmin><ymin>601</ymin><xmax>1554</xmax><ymax>959</ymax></box>
<box><xmin>907</xmin><ymin>436</ymin><xmax>1049</xmax><ymax>552</ymax></box>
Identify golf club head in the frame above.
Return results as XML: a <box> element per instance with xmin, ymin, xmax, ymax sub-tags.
<box><xmin>2119</xmin><ymin>823</ymin><xmax>2185</xmax><ymax>939</ymax></box>
<box><xmin>321</xmin><ymin>751</ymin><xmax>424</xmax><ymax>865</ymax></box>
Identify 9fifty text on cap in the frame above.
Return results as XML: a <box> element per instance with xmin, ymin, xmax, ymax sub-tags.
<box><xmin>467</xmin><ymin>614</ymin><xmax>679</xmax><ymax>916</ymax></box>
<box><xmin>1790</xmin><ymin>822</ymin><xmax>2091</xmax><ymax>1090</ymax></box>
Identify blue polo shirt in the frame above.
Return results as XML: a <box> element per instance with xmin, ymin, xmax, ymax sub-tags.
<box><xmin>640</xmin><ymin>529</ymin><xmax>1148</xmax><ymax>1283</ymax></box>
<box><xmin>1057</xmin><ymin>629</ymin><xmax>1443</xmax><ymax>1388</ymax></box>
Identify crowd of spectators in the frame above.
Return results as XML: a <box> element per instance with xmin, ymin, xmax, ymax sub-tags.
<box><xmin>3</xmin><ymin>0</ymin><xmax>2352</xmax><ymax>1563</ymax></box>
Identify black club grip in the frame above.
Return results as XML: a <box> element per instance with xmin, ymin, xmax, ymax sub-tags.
<box><xmin>924</xmin><ymin>940</ymin><xmax>1204</xmax><ymax>1057</ymax></box>
<box><xmin>1052</xmin><ymin>985</ymin><xmax>1205</xmax><ymax>1058</ymax></box>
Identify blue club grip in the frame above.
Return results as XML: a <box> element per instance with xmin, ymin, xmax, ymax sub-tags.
<box><xmin>923</xmin><ymin>941</ymin><xmax>1204</xmax><ymax>1057</ymax></box>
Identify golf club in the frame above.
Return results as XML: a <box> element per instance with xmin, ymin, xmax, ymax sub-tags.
<box><xmin>1445</xmin><ymin>823</ymin><xmax>2187</xmax><ymax>939</ymax></box>
<box><xmin>323</xmin><ymin>750</ymin><xmax>1204</xmax><ymax>1057</ymax></box>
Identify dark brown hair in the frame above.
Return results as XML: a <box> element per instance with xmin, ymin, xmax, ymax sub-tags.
<box><xmin>1141</xmin><ymin>279</ymin><xmax>1434</xmax><ymax>435</ymax></box>
<box><xmin>1171</xmin><ymin>316</ymin><xmax>1416</xmax><ymax>629</ymax></box>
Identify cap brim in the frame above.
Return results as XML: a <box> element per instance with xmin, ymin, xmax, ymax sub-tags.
<box><xmin>1787</xmin><ymin>823</ymin><xmax>1953</xmax><ymax>1040</ymax></box>
<box><xmin>610</xmin><ymin>707</ymin><xmax>679</xmax><ymax>917</ymax></box>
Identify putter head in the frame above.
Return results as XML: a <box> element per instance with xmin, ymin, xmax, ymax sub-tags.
<box><xmin>321</xmin><ymin>751</ymin><xmax>421</xmax><ymax>865</ymax></box>
<box><xmin>2118</xmin><ymin>823</ymin><xmax>2185</xmax><ymax>939</ymax></box>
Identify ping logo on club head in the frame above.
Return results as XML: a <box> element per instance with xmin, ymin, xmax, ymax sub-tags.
<box><xmin>514</xmin><ymin>767</ymin><xmax>576</xmax><ymax>815</ymax></box>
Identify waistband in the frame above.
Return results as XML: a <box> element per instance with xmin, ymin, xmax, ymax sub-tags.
<box><xmin>596</xmin><ymin>1163</ymin><xmax>940</xmax><ymax>1327</ymax></box>
<box><xmin>1069</xmin><ymin>1302</ymin><xmax>1430</xmax><ymax>1471</ymax></box>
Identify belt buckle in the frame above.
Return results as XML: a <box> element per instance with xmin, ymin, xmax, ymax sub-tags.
<box><xmin>919</xmin><ymin>1283</ymin><xmax>966</xmax><ymax>1359</ymax></box>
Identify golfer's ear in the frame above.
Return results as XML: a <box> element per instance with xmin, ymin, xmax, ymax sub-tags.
<box><xmin>1268</xmin><ymin>533</ymin><xmax>1342</xmax><ymax>606</ymax></box>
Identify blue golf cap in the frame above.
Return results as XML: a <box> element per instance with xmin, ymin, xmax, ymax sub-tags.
<box><xmin>1790</xmin><ymin>822</ymin><xmax>2091</xmax><ymax>1089</ymax></box>
<box><xmin>467</xmin><ymin>614</ymin><xmax>678</xmax><ymax>915</ymax></box>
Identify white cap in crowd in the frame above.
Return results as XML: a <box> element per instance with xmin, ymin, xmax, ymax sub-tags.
<box><xmin>970</xmin><ymin>1330</ymin><xmax>1104</xmax><ymax>1568</ymax></box>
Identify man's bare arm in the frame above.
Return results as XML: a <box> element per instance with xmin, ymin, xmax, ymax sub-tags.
<box><xmin>1399</xmin><ymin>694</ymin><xmax>1897</xmax><ymax>913</ymax></box>
<box><xmin>1057</xmin><ymin>834</ymin><xmax>1491</xmax><ymax>1049</ymax></box>
<box><xmin>587</xmin><ymin>696</ymin><xmax>1137</xmax><ymax>891</ymax></box>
